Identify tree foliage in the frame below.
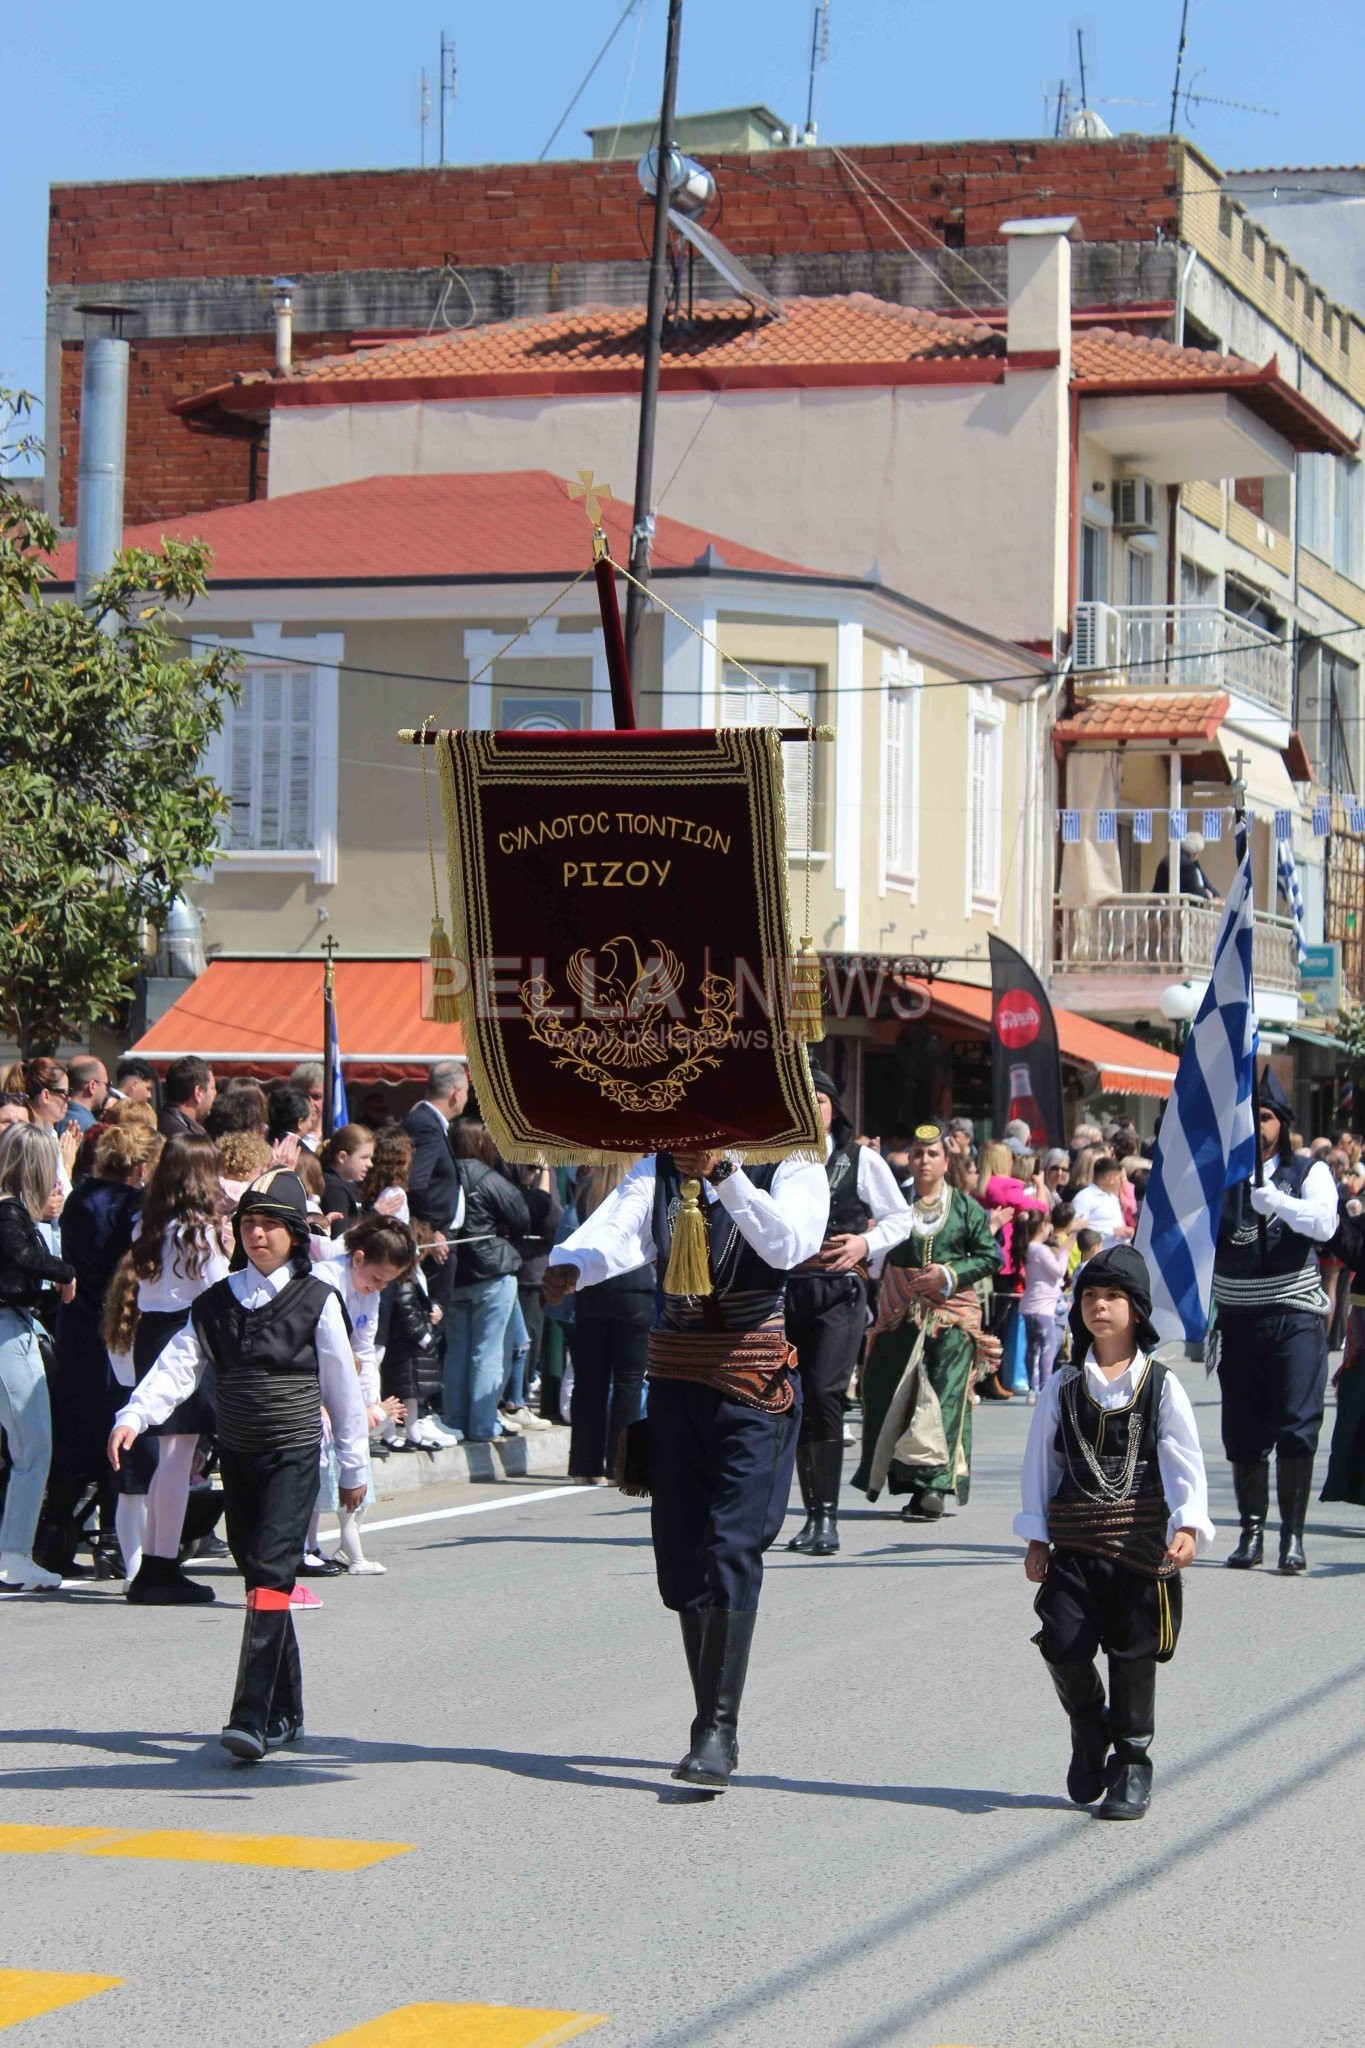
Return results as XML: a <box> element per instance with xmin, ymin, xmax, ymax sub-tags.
<box><xmin>0</xmin><ymin>392</ymin><xmax>239</xmax><ymax>1056</ymax></box>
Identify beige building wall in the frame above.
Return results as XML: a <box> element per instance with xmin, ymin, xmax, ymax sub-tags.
<box><xmin>266</xmin><ymin>369</ymin><xmax>1073</xmax><ymax>647</ymax></box>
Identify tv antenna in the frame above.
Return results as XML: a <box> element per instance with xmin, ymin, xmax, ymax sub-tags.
<box><xmin>437</xmin><ymin>30</ymin><xmax>457</xmax><ymax>165</ymax></box>
<box><xmin>1180</xmin><ymin>71</ymin><xmax>1279</xmax><ymax>126</ymax></box>
<box><xmin>804</xmin><ymin>0</ymin><xmax>830</xmax><ymax>145</ymax></box>
<box><xmin>1168</xmin><ymin>0</ymin><xmax>1191</xmax><ymax>133</ymax></box>
<box><xmin>419</xmin><ymin>68</ymin><xmax>431</xmax><ymax>167</ymax></box>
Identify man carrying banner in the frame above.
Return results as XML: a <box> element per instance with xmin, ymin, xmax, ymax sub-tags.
<box><xmin>1213</xmin><ymin>1068</ymin><xmax>1338</xmax><ymax>1574</ymax></box>
<box><xmin>851</xmin><ymin>1122</ymin><xmax>1001</xmax><ymax>1518</ymax></box>
<box><xmin>542</xmin><ymin>1147</ymin><xmax>827</xmax><ymax>1791</ymax></box>
<box><xmin>784</xmin><ymin>1067</ymin><xmax>909</xmax><ymax>1558</ymax></box>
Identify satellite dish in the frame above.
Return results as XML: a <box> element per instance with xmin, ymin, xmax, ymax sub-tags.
<box><xmin>666</xmin><ymin>210</ymin><xmax>781</xmax><ymax>316</ymax></box>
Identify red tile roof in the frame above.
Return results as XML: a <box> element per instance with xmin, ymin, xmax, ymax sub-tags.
<box><xmin>1053</xmin><ymin>692</ymin><xmax>1231</xmax><ymax>746</ymax></box>
<box><xmin>46</xmin><ymin>470</ymin><xmax>822</xmax><ymax>588</ymax></box>
<box><xmin>179</xmin><ymin>295</ymin><xmax>1353</xmax><ymax>455</ymax></box>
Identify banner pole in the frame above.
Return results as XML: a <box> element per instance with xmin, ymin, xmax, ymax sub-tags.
<box><xmin>1230</xmin><ymin>754</ymin><xmax>1270</xmax><ymax>1273</ymax></box>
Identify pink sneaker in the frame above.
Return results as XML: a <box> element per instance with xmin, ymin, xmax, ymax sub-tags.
<box><xmin>289</xmin><ymin>1583</ymin><xmax>323</xmax><ymax>1609</ymax></box>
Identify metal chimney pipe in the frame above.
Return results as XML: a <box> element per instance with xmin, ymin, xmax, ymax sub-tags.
<box><xmin>271</xmin><ymin>277</ymin><xmax>297</xmax><ymax>373</ymax></box>
<box><xmin>74</xmin><ymin>334</ymin><xmax>130</xmax><ymax>603</ymax></box>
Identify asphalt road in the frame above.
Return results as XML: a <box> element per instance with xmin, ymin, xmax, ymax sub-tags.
<box><xmin>3</xmin><ymin>1365</ymin><xmax>1364</xmax><ymax>2048</ymax></box>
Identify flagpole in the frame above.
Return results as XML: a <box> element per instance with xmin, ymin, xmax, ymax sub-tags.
<box><xmin>322</xmin><ymin>934</ymin><xmax>340</xmax><ymax>1144</ymax></box>
<box><xmin>1231</xmin><ymin>752</ymin><xmax>1270</xmax><ymax>1272</ymax></box>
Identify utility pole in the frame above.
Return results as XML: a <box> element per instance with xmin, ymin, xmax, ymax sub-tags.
<box><xmin>1168</xmin><ymin>0</ymin><xmax>1192</xmax><ymax>133</ymax></box>
<box><xmin>623</xmin><ymin>0</ymin><xmax>684</xmax><ymax>684</ymax></box>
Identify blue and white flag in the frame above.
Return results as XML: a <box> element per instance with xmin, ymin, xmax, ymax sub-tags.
<box><xmin>1276</xmin><ymin>839</ymin><xmax>1309</xmax><ymax>967</ymax></box>
<box><xmin>324</xmin><ymin>972</ymin><xmax>347</xmax><ymax>1138</ymax></box>
<box><xmin>1134</xmin><ymin>835</ymin><xmax>1257</xmax><ymax>1343</ymax></box>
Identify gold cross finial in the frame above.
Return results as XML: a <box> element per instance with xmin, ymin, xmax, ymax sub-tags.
<box><xmin>568</xmin><ymin>469</ymin><xmax>612</xmax><ymax>528</ymax></box>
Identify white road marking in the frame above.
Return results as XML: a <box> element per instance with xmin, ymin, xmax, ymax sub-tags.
<box><xmin>320</xmin><ymin>1484</ymin><xmax>587</xmax><ymax>1538</ymax></box>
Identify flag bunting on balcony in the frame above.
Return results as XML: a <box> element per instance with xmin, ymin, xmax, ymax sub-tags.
<box><xmin>428</xmin><ymin>725</ymin><xmax>822</xmax><ymax>1164</ymax></box>
<box><xmin>1049</xmin><ymin>805</ymin><xmax>1336</xmax><ymax>842</ymax></box>
<box><xmin>1276</xmin><ymin>840</ymin><xmax>1310</xmax><ymax>967</ymax></box>
<box><xmin>1274</xmin><ymin>809</ymin><xmax>1293</xmax><ymax>841</ymax></box>
<box><xmin>1133</xmin><ymin>831</ymin><xmax>1257</xmax><ymax>1345</ymax></box>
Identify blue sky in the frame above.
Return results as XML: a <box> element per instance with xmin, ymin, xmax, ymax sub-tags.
<box><xmin>6</xmin><ymin>0</ymin><xmax>1360</xmax><ymax>467</ymax></box>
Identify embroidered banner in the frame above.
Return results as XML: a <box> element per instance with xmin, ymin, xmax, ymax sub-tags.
<box><xmin>435</xmin><ymin>727</ymin><xmax>822</xmax><ymax>1162</ymax></box>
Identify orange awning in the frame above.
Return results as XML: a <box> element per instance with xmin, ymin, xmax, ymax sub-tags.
<box><xmin>924</xmin><ymin>978</ymin><xmax>1179</xmax><ymax>1100</ymax></box>
<box><xmin>132</xmin><ymin>957</ymin><xmax>464</xmax><ymax>1084</ymax></box>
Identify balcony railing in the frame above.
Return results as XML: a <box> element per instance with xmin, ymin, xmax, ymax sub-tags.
<box><xmin>1053</xmin><ymin>895</ymin><xmax>1300</xmax><ymax>995</ymax></box>
<box><xmin>1073</xmin><ymin>603</ymin><xmax>1292</xmax><ymax>718</ymax></box>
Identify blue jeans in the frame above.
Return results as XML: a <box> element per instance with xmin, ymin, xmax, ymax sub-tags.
<box><xmin>444</xmin><ymin>1275</ymin><xmax>518</xmax><ymax>1439</ymax></box>
<box><xmin>0</xmin><ymin>1308</ymin><xmax>53</xmax><ymax>1557</ymax></box>
<box><xmin>501</xmin><ymin>1295</ymin><xmax>530</xmax><ymax>1409</ymax></box>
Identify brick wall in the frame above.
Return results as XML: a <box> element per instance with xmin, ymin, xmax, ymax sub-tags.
<box><xmin>50</xmin><ymin>136</ymin><xmax>1178</xmax><ymax>284</ymax></box>
<box><xmin>57</xmin><ymin>330</ymin><xmax>353</xmax><ymax>527</ymax></box>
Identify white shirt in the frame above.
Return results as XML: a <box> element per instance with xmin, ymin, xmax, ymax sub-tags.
<box><xmin>1014</xmin><ymin>1353</ymin><xmax>1215</xmax><ymax>1553</ymax></box>
<box><xmin>114</xmin><ymin>1262</ymin><xmax>370</xmax><ymax>1489</ymax></box>
<box><xmin>826</xmin><ymin>1136</ymin><xmax>911</xmax><ymax>1275</ymax></box>
<box><xmin>136</xmin><ymin>1223</ymin><xmax>230</xmax><ymax>1312</ymax></box>
<box><xmin>1070</xmin><ymin>1183</ymin><xmax>1129</xmax><ymax>1251</ymax></box>
<box><xmin>315</xmin><ymin>1253</ymin><xmax>382</xmax><ymax>1405</ymax></box>
<box><xmin>1249</xmin><ymin>1158</ymin><xmax>1339</xmax><ymax>1242</ymax></box>
<box><xmin>550</xmin><ymin>1155</ymin><xmax>829</xmax><ymax>1288</ymax></box>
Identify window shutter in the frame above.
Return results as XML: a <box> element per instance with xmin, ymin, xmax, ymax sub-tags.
<box><xmin>257</xmin><ymin>669</ymin><xmax>285</xmax><ymax>848</ymax></box>
<box><xmin>720</xmin><ymin>662</ymin><xmax>815</xmax><ymax>851</ymax></box>
<box><xmin>286</xmin><ymin>671</ymin><xmax>314</xmax><ymax>848</ymax></box>
<box><xmin>228</xmin><ymin>693</ymin><xmax>256</xmax><ymax>849</ymax></box>
<box><xmin>884</xmin><ymin>691</ymin><xmax>904</xmax><ymax>872</ymax></box>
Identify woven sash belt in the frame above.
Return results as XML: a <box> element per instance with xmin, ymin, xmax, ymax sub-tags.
<box><xmin>646</xmin><ymin>1327</ymin><xmax>795</xmax><ymax>1414</ymax></box>
<box><xmin>1047</xmin><ymin>1496</ymin><xmax>1176</xmax><ymax>1579</ymax></box>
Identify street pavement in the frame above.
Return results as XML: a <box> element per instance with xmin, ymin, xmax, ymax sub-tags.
<box><xmin>3</xmin><ymin>1364</ymin><xmax>1364</xmax><ymax>2048</ymax></box>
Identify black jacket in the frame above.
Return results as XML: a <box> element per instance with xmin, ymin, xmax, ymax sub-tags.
<box><xmin>0</xmin><ymin>1196</ymin><xmax>75</xmax><ymax>1311</ymax></box>
<box><xmin>402</xmin><ymin>1103</ymin><xmax>463</xmax><ymax>1234</ymax></box>
<box><xmin>321</xmin><ymin>1171</ymin><xmax>361</xmax><ymax>1235</ymax></box>
<box><xmin>452</xmin><ymin>1161</ymin><xmax>531</xmax><ymax>1283</ymax></box>
<box><xmin>381</xmin><ymin>1276</ymin><xmax>440</xmax><ymax>1381</ymax></box>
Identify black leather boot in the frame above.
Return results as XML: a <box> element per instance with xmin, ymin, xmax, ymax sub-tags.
<box><xmin>787</xmin><ymin>1443</ymin><xmax>818</xmax><ymax>1552</ymax></box>
<box><xmin>672</xmin><ymin>1609</ymin><xmax>757</xmax><ymax>1790</ymax></box>
<box><xmin>1225</xmin><ymin>1460</ymin><xmax>1268</xmax><ymax>1568</ymax></box>
<box><xmin>1096</xmin><ymin>1658</ymin><xmax>1155</xmax><ymax>1820</ymax></box>
<box><xmin>127</xmin><ymin>1554</ymin><xmax>215</xmax><ymax>1605</ymax></box>
<box><xmin>32</xmin><ymin>1479</ymin><xmax>97</xmax><ymax>1579</ymax></box>
<box><xmin>809</xmin><ymin>1439</ymin><xmax>843</xmax><ymax>1556</ymax></box>
<box><xmin>678</xmin><ymin>1610</ymin><xmax>704</xmax><ymax>1710</ymax></box>
<box><xmin>265</xmin><ymin>1616</ymin><xmax>304</xmax><ymax>1750</ymax></box>
<box><xmin>1276</xmin><ymin>1454</ymin><xmax>1314</xmax><ymax>1575</ymax></box>
<box><xmin>221</xmin><ymin>1597</ymin><xmax>290</xmax><ymax>1763</ymax></box>
<box><xmin>1046</xmin><ymin>1659</ymin><xmax>1110</xmax><ymax>1805</ymax></box>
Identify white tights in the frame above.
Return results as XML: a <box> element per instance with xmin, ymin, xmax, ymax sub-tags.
<box><xmin>338</xmin><ymin>1504</ymin><xmax>385</xmax><ymax>1575</ymax></box>
<box><xmin>116</xmin><ymin>1435</ymin><xmax>195</xmax><ymax>1579</ymax></box>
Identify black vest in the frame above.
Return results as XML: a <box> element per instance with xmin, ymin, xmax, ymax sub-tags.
<box><xmin>1214</xmin><ymin>1153</ymin><xmax>1326</xmax><ymax>1316</ymax></box>
<box><xmin>652</xmin><ymin>1155</ymin><xmax>785</xmax><ymax>1331</ymax></box>
<box><xmin>191</xmin><ymin>1270</ymin><xmax>335</xmax><ymax>1454</ymax></box>
<box><xmin>1052</xmin><ymin>1358</ymin><xmax>1167</xmax><ymax>1515</ymax></box>
<box><xmin>824</xmin><ymin>1138</ymin><xmax>871</xmax><ymax>1240</ymax></box>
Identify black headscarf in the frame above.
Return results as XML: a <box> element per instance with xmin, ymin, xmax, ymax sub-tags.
<box><xmin>809</xmin><ymin>1065</ymin><xmax>853</xmax><ymax>1145</ymax></box>
<box><xmin>1068</xmin><ymin>1242</ymin><xmax>1160</xmax><ymax>1364</ymax></box>
<box><xmin>230</xmin><ymin>1168</ymin><xmax>313</xmax><ymax>1274</ymax></box>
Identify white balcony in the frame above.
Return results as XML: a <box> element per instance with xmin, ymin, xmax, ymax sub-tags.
<box><xmin>1073</xmin><ymin>603</ymin><xmax>1292</xmax><ymax>719</ymax></box>
<box><xmin>1053</xmin><ymin>894</ymin><xmax>1301</xmax><ymax>997</ymax></box>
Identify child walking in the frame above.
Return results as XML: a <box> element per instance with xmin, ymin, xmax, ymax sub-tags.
<box><xmin>1019</xmin><ymin>1207</ymin><xmax>1075</xmax><ymax>1403</ymax></box>
<box><xmin>109</xmin><ymin>1171</ymin><xmax>368</xmax><ymax>1762</ymax></box>
<box><xmin>1015</xmin><ymin>1244</ymin><xmax>1213</xmax><ymax>1820</ymax></box>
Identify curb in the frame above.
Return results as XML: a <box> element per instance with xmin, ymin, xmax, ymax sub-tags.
<box><xmin>370</xmin><ymin>1425</ymin><xmax>571</xmax><ymax>1500</ymax></box>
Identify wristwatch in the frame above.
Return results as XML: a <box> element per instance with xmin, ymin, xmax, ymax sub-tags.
<box><xmin>707</xmin><ymin>1157</ymin><xmax>737</xmax><ymax>1187</ymax></box>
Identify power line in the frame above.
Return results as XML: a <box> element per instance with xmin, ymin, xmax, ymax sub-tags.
<box><xmin>537</xmin><ymin>0</ymin><xmax>644</xmax><ymax>162</ymax></box>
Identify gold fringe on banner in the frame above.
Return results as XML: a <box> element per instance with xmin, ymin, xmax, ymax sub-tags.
<box><xmin>662</xmin><ymin>1178</ymin><xmax>714</xmax><ymax>1297</ymax></box>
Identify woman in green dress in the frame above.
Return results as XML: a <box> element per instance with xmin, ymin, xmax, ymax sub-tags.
<box><xmin>852</xmin><ymin>1121</ymin><xmax>1000</xmax><ymax>1518</ymax></box>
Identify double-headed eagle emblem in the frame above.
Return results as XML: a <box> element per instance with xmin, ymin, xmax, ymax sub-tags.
<box><xmin>519</xmin><ymin>935</ymin><xmax>736</xmax><ymax>1112</ymax></box>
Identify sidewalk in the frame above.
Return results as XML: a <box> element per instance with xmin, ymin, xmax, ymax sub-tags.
<box><xmin>369</xmin><ymin>1424</ymin><xmax>571</xmax><ymax>1501</ymax></box>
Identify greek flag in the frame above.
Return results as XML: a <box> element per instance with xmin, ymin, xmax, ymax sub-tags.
<box><xmin>1134</xmin><ymin>835</ymin><xmax>1257</xmax><ymax>1343</ymax></box>
<box><xmin>1276</xmin><ymin>838</ymin><xmax>1309</xmax><ymax>966</ymax></box>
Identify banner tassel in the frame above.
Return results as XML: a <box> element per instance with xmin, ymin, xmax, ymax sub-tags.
<box><xmin>789</xmin><ymin>936</ymin><xmax>824</xmax><ymax>1045</ymax></box>
<box><xmin>426</xmin><ymin>914</ymin><xmax>460</xmax><ymax>1024</ymax></box>
<box><xmin>663</xmin><ymin>1178</ymin><xmax>714</xmax><ymax>1298</ymax></box>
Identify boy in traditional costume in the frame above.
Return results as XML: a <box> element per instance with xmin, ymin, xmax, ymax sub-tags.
<box><xmin>1016</xmin><ymin>1244</ymin><xmax>1213</xmax><ymax>1821</ymax></box>
<box><xmin>852</xmin><ymin>1122</ymin><xmax>1000</xmax><ymax>1518</ymax></box>
<box><xmin>784</xmin><ymin>1067</ymin><xmax>909</xmax><ymax>1557</ymax></box>
<box><xmin>542</xmin><ymin>1147</ymin><xmax>827</xmax><ymax>1791</ymax></box>
<box><xmin>109</xmin><ymin>1171</ymin><xmax>368</xmax><ymax>1762</ymax></box>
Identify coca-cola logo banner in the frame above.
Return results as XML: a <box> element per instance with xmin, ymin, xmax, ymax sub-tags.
<box><xmin>988</xmin><ymin>938</ymin><xmax>1065</xmax><ymax>1149</ymax></box>
<box><xmin>994</xmin><ymin>990</ymin><xmax>1041</xmax><ymax>1049</ymax></box>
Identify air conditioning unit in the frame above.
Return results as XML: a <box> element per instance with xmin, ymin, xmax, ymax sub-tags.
<box><xmin>1114</xmin><ymin>475</ymin><xmax>1159</xmax><ymax>534</ymax></box>
<box><xmin>1073</xmin><ymin>601</ymin><xmax>1121</xmax><ymax>672</ymax></box>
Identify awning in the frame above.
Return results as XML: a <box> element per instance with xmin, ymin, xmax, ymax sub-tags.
<box><xmin>1216</xmin><ymin>729</ymin><xmax>1298</xmax><ymax>816</ymax></box>
<box><xmin>923</xmin><ymin>978</ymin><xmax>1180</xmax><ymax>1099</ymax></box>
<box><xmin>131</xmin><ymin>957</ymin><xmax>464</xmax><ymax>1084</ymax></box>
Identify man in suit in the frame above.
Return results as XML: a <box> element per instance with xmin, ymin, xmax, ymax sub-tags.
<box><xmin>403</xmin><ymin>1060</ymin><xmax>469</xmax><ymax>1422</ymax></box>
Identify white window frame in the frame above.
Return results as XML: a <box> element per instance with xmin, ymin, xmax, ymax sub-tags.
<box><xmin>965</xmin><ymin>685</ymin><xmax>1006</xmax><ymax>918</ymax></box>
<box><xmin>195</xmin><ymin>624</ymin><xmax>340</xmax><ymax>885</ymax></box>
<box><xmin>463</xmin><ymin>614</ymin><xmax>612</xmax><ymax>732</ymax></box>
<box><xmin>719</xmin><ymin>661</ymin><xmax>825</xmax><ymax>858</ymax></box>
<box><xmin>879</xmin><ymin>647</ymin><xmax>923</xmax><ymax>900</ymax></box>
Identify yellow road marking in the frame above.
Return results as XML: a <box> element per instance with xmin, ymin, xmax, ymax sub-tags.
<box><xmin>313</xmin><ymin>2005</ymin><xmax>605</xmax><ymax>2047</ymax></box>
<box><xmin>0</xmin><ymin>1822</ymin><xmax>410</xmax><ymax>1872</ymax></box>
<box><xmin>0</xmin><ymin>1970</ymin><xmax>121</xmax><ymax>2029</ymax></box>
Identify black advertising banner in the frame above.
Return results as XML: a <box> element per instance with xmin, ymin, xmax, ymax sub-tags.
<box><xmin>988</xmin><ymin>935</ymin><xmax>1066</xmax><ymax>1149</ymax></box>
